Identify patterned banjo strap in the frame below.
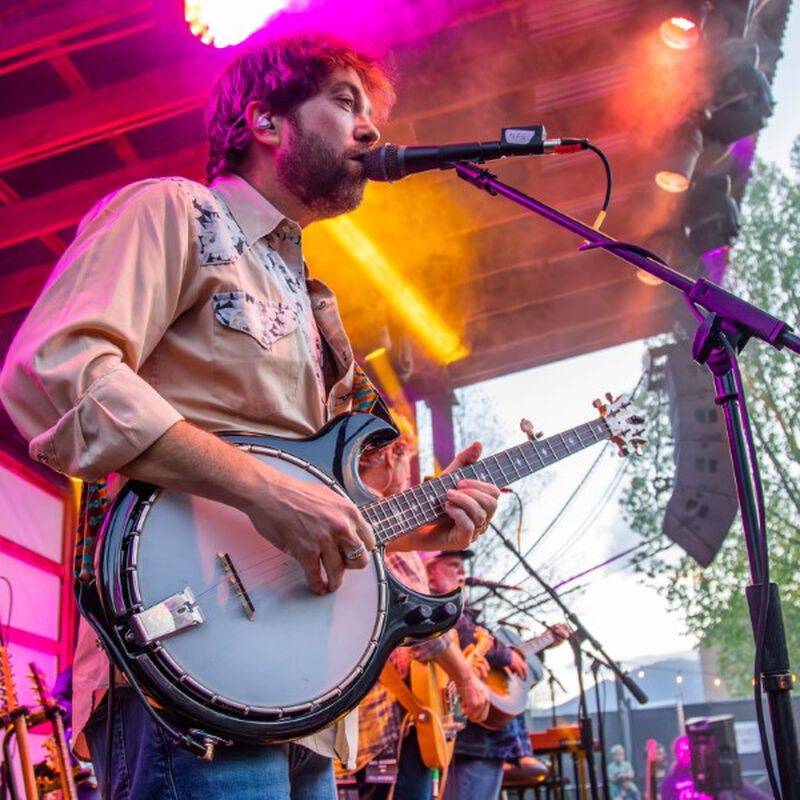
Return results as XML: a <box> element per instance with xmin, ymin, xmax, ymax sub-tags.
<box><xmin>74</xmin><ymin>479</ymin><xmax>108</xmax><ymax>583</ymax></box>
<box><xmin>351</xmin><ymin>363</ymin><xmax>398</xmax><ymax>432</ymax></box>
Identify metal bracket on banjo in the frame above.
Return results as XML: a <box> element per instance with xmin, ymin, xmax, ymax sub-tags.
<box><xmin>129</xmin><ymin>587</ymin><xmax>205</xmax><ymax>646</ymax></box>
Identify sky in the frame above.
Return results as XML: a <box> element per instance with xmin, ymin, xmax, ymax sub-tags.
<box><xmin>418</xmin><ymin>2</ymin><xmax>800</xmax><ymax>706</ymax></box>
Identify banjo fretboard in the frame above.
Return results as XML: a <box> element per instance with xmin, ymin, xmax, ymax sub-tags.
<box><xmin>361</xmin><ymin>416</ymin><xmax>611</xmax><ymax>546</ymax></box>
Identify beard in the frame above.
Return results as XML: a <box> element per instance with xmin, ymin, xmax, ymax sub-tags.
<box><xmin>275</xmin><ymin>118</ymin><xmax>367</xmax><ymax>219</ymax></box>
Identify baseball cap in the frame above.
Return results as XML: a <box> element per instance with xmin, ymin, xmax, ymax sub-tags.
<box><xmin>418</xmin><ymin>548</ymin><xmax>475</xmax><ymax>564</ymax></box>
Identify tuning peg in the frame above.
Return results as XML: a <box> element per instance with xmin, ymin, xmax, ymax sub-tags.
<box><xmin>520</xmin><ymin>418</ymin><xmax>543</xmax><ymax>442</ymax></box>
<box><xmin>592</xmin><ymin>398</ymin><xmax>607</xmax><ymax>416</ymax></box>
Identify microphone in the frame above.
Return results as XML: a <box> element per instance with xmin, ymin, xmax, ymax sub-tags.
<box><xmin>465</xmin><ymin>577</ymin><xmax>523</xmax><ymax>591</ymax></box>
<box><xmin>362</xmin><ymin>126</ymin><xmax>588</xmax><ymax>182</ymax></box>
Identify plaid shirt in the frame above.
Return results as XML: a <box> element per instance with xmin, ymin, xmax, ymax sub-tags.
<box><xmin>354</xmin><ymin>550</ymin><xmax>452</xmax><ymax>767</ymax></box>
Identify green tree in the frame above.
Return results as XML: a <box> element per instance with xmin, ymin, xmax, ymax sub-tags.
<box><xmin>620</xmin><ymin>141</ymin><xmax>800</xmax><ymax>695</ymax></box>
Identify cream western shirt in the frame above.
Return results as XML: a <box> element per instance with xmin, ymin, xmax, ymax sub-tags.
<box><xmin>0</xmin><ymin>173</ymin><xmax>360</xmax><ymax>764</ymax></box>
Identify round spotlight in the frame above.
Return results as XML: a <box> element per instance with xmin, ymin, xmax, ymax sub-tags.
<box><xmin>655</xmin><ymin>124</ymin><xmax>704</xmax><ymax>194</ymax></box>
<box><xmin>637</xmin><ymin>270</ymin><xmax>663</xmax><ymax>286</ymax></box>
<box><xmin>655</xmin><ymin>171</ymin><xmax>691</xmax><ymax>193</ymax></box>
<box><xmin>660</xmin><ymin>16</ymin><xmax>701</xmax><ymax>50</ymax></box>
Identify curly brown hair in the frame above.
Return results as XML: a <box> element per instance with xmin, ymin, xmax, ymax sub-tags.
<box><xmin>205</xmin><ymin>35</ymin><xmax>395</xmax><ymax>183</ymax></box>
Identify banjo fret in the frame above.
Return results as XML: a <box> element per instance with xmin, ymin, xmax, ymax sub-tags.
<box><xmin>367</xmin><ymin>416</ymin><xmax>613</xmax><ymax>546</ymax></box>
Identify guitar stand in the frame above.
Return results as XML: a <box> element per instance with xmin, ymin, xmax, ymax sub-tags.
<box><xmin>453</xmin><ymin>159</ymin><xmax>800</xmax><ymax>799</ymax></box>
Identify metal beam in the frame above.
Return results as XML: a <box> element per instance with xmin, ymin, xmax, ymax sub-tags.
<box><xmin>0</xmin><ymin>0</ymin><xmax>152</xmax><ymax>64</ymax></box>
<box><xmin>0</xmin><ymin>143</ymin><xmax>205</xmax><ymax>251</ymax></box>
<box><xmin>0</xmin><ymin>58</ymin><xmax>217</xmax><ymax>172</ymax></box>
<box><xmin>446</xmin><ymin>302</ymin><xmax>679</xmax><ymax>388</ymax></box>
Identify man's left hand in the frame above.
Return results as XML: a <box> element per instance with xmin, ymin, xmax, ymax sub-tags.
<box><xmin>386</xmin><ymin>442</ymin><xmax>500</xmax><ymax>553</ymax></box>
<box><xmin>430</xmin><ymin>442</ymin><xmax>500</xmax><ymax>550</ymax></box>
<box><xmin>507</xmin><ymin>648</ymin><xmax>529</xmax><ymax>680</ymax></box>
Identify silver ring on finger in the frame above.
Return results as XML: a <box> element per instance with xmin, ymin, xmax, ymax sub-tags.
<box><xmin>343</xmin><ymin>543</ymin><xmax>367</xmax><ymax>562</ymax></box>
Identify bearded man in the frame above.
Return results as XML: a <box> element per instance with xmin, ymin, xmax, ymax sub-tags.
<box><xmin>0</xmin><ymin>35</ymin><xmax>499</xmax><ymax>800</ymax></box>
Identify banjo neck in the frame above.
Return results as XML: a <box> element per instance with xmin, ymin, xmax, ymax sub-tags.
<box><xmin>362</xmin><ymin>416</ymin><xmax>612</xmax><ymax>547</ymax></box>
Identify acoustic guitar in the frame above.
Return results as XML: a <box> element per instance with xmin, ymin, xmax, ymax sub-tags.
<box><xmin>481</xmin><ymin>627</ymin><xmax>566</xmax><ymax>731</ymax></box>
<box><xmin>410</xmin><ymin>628</ymin><xmax>493</xmax><ymax>770</ymax></box>
<box><xmin>0</xmin><ymin>644</ymin><xmax>37</xmax><ymax>800</ymax></box>
<box><xmin>29</xmin><ymin>662</ymin><xmax>79</xmax><ymax>800</ymax></box>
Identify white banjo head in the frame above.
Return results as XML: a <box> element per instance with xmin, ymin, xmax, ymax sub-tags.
<box><xmin>133</xmin><ymin>452</ymin><xmax>384</xmax><ymax>709</ymax></box>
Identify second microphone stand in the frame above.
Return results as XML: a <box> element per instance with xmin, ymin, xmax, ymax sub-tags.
<box><xmin>487</xmin><ymin>522</ymin><xmax>648</xmax><ymax>800</ymax></box>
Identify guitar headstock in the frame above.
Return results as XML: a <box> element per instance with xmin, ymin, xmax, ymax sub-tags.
<box><xmin>28</xmin><ymin>661</ymin><xmax>55</xmax><ymax>711</ymax></box>
<box><xmin>0</xmin><ymin>644</ymin><xmax>19</xmax><ymax>711</ymax></box>
<box><xmin>593</xmin><ymin>392</ymin><xmax>646</xmax><ymax>457</ymax></box>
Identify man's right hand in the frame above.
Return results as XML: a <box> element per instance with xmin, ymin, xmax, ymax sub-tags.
<box><xmin>247</xmin><ymin>466</ymin><xmax>375</xmax><ymax>595</ymax></box>
<box><xmin>455</xmin><ymin>673</ymin><xmax>490</xmax><ymax>723</ymax></box>
<box><xmin>119</xmin><ymin>421</ymin><xmax>375</xmax><ymax>596</ymax></box>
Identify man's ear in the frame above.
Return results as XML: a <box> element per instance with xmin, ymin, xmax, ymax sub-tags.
<box><xmin>244</xmin><ymin>100</ymin><xmax>282</xmax><ymax>146</ymax></box>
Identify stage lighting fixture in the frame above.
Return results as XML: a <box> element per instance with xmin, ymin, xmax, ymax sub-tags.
<box><xmin>703</xmin><ymin>39</ymin><xmax>774</xmax><ymax>145</ymax></box>
<box><xmin>184</xmin><ymin>0</ymin><xmax>294</xmax><ymax>47</ymax></box>
<box><xmin>682</xmin><ymin>174</ymin><xmax>740</xmax><ymax>257</ymax></box>
<box><xmin>659</xmin><ymin>1</ymin><xmax>711</xmax><ymax>49</ymax></box>
<box><xmin>655</xmin><ymin>124</ymin><xmax>704</xmax><ymax>193</ymax></box>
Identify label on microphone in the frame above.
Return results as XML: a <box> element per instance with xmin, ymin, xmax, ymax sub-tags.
<box><xmin>502</xmin><ymin>125</ymin><xmax>546</xmax><ymax>146</ymax></box>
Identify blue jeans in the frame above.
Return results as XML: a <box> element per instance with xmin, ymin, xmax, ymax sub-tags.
<box><xmin>84</xmin><ymin>688</ymin><xmax>336</xmax><ymax>800</ymax></box>
<box><xmin>443</xmin><ymin>754</ymin><xmax>504</xmax><ymax>800</ymax></box>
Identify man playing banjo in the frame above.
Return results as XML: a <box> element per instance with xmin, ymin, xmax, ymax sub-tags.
<box><xmin>0</xmin><ymin>34</ymin><xmax>500</xmax><ymax>800</ymax></box>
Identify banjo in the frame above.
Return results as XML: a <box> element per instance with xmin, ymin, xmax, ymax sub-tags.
<box><xmin>82</xmin><ymin>394</ymin><xmax>643</xmax><ymax>755</ymax></box>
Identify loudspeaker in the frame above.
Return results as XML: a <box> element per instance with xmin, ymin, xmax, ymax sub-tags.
<box><xmin>685</xmin><ymin>715</ymin><xmax>742</xmax><ymax>794</ymax></box>
<box><xmin>651</xmin><ymin>341</ymin><xmax>738</xmax><ymax>566</ymax></box>
<box><xmin>663</xmin><ymin>488</ymin><xmax>739</xmax><ymax>567</ymax></box>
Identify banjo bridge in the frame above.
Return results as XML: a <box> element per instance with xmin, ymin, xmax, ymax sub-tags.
<box><xmin>218</xmin><ymin>552</ymin><xmax>256</xmax><ymax>621</ymax></box>
<box><xmin>130</xmin><ymin>587</ymin><xmax>205</xmax><ymax>646</ymax></box>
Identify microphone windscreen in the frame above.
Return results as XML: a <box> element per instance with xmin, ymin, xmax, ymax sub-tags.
<box><xmin>363</xmin><ymin>145</ymin><xmax>402</xmax><ymax>182</ymax></box>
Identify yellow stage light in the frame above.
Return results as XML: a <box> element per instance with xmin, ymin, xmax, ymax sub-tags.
<box><xmin>322</xmin><ymin>217</ymin><xmax>468</xmax><ymax>365</ymax></box>
<box><xmin>364</xmin><ymin>346</ymin><xmax>388</xmax><ymax>362</ymax></box>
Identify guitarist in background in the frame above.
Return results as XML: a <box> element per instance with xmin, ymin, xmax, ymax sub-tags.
<box><xmin>350</xmin><ymin>416</ymin><xmax>490</xmax><ymax>800</ymax></box>
<box><xmin>425</xmin><ymin>552</ymin><xmax>558</xmax><ymax>800</ymax></box>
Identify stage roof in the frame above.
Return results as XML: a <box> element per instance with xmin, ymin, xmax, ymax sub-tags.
<box><xmin>0</xmin><ymin>0</ymin><xmax>791</xmax><ymax>475</ymax></box>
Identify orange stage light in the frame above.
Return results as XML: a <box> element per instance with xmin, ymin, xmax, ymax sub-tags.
<box><xmin>321</xmin><ymin>217</ymin><xmax>468</xmax><ymax>365</ymax></box>
<box><xmin>660</xmin><ymin>16</ymin><xmax>701</xmax><ymax>50</ymax></box>
<box><xmin>655</xmin><ymin>170</ymin><xmax>691</xmax><ymax>193</ymax></box>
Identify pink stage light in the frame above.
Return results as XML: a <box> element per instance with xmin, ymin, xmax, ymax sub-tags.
<box><xmin>185</xmin><ymin>0</ymin><xmax>300</xmax><ymax>47</ymax></box>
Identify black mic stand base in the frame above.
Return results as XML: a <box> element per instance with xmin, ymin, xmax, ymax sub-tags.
<box><xmin>746</xmin><ymin>582</ymin><xmax>800</xmax><ymax>799</ymax></box>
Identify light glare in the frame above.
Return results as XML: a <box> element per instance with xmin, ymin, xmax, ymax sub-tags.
<box><xmin>322</xmin><ymin>218</ymin><xmax>468</xmax><ymax>365</ymax></box>
<box><xmin>655</xmin><ymin>170</ymin><xmax>690</xmax><ymax>193</ymax></box>
<box><xmin>660</xmin><ymin>16</ymin><xmax>700</xmax><ymax>50</ymax></box>
<box><xmin>185</xmin><ymin>0</ymin><xmax>295</xmax><ymax>48</ymax></box>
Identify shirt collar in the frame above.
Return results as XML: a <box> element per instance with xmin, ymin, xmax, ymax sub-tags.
<box><xmin>209</xmin><ymin>173</ymin><xmax>299</xmax><ymax>245</ymax></box>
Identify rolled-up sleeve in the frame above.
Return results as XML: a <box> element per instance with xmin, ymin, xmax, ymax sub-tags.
<box><xmin>0</xmin><ymin>180</ymin><xmax>191</xmax><ymax>479</ymax></box>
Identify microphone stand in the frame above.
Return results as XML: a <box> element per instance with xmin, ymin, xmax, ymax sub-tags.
<box><xmin>569</xmin><ymin>635</ymin><xmax>600</xmax><ymax>800</ymax></box>
<box><xmin>588</xmin><ymin>653</ymin><xmax>612</xmax><ymax>800</ymax></box>
<box><xmin>486</xmin><ymin>523</ymin><xmax>648</xmax><ymax>800</ymax></box>
<box><xmin>453</xmin><ymin>160</ymin><xmax>800</xmax><ymax>800</ymax></box>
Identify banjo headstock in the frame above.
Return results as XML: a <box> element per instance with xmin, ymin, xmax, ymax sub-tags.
<box><xmin>593</xmin><ymin>392</ymin><xmax>646</xmax><ymax>457</ymax></box>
